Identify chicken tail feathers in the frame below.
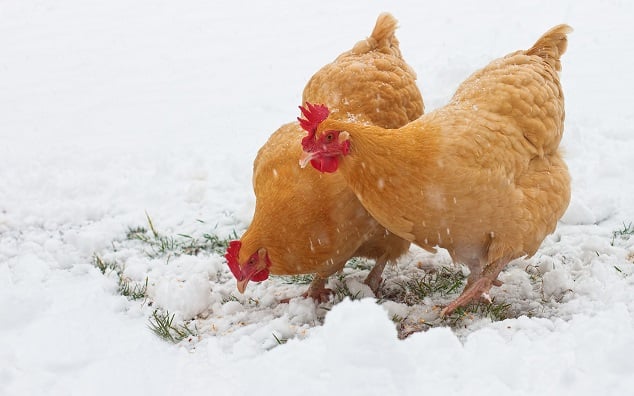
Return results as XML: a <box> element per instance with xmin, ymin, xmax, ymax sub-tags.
<box><xmin>350</xmin><ymin>12</ymin><xmax>401</xmax><ymax>56</ymax></box>
<box><xmin>526</xmin><ymin>24</ymin><xmax>573</xmax><ymax>71</ymax></box>
<box><xmin>369</xmin><ymin>13</ymin><xmax>399</xmax><ymax>46</ymax></box>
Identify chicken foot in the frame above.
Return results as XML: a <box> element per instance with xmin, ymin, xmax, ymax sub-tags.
<box><xmin>303</xmin><ymin>276</ymin><xmax>333</xmax><ymax>302</ymax></box>
<box><xmin>440</xmin><ymin>257</ymin><xmax>509</xmax><ymax>317</ymax></box>
<box><xmin>363</xmin><ymin>255</ymin><xmax>389</xmax><ymax>295</ymax></box>
<box><xmin>280</xmin><ymin>275</ymin><xmax>333</xmax><ymax>303</ymax></box>
<box><xmin>281</xmin><ymin>255</ymin><xmax>389</xmax><ymax>303</ymax></box>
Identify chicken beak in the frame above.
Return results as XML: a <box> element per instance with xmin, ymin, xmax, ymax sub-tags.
<box><xmin>236</xmin><ymin>278</ymin><xmax>249</xmax><ymax>294</ymax></box>
<box><xmin>299</xmin><ymin>151</ymin><xmax>317</xmax><ymax>168</ymax></box>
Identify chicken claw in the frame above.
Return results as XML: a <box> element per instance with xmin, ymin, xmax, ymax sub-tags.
<box><xmin>440</xmin><ymin>277</ymin><xmax>495</xmax><ymax>317</ymax></box>
<box><xmin>304</xmin><ymin>287</ymin><xmax>333</xmax><ymax>303</ymax></box>
<box><xmin>280</xmin><ymin>276</ymin><xmax>333</xmax><ymax>303</ymax></box>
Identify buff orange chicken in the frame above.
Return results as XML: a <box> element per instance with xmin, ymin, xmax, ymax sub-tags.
<box><xmin>226</xmin><ymin>13</ymin><xmax>424</xmax><ymax>301</ymax></box>
<box><xmin>300</xmin><ymin>25</ymin><xmax>572</xmax><ymax>314</ymax></box>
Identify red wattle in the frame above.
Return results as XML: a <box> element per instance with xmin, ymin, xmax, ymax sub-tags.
<box><xmin>311</xmin><ymin>156</ymin><xmax>339</xmax><ymax>173</ymax></box>
<box><xmin>251</xmin><ymin>269</ymin><xmax>270</xmax><ymax>282</ymax></box>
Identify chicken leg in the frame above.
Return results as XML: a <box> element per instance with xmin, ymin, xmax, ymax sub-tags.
<box><xmin>440</xmin><ymin>257</ymin><xmax>509</xmax><ymax>316</ymax></box>
<box><xmin>281</xmin><ymin>254</ymin><xmax>392</xmax><ymax>303</ymax></box>
<box><xmin>363</xmin><ymin>254</ymin><xmax>389</xmax><ymax>295</ymax></box>
<box><xmin>303</xmin><ymin>276</ymin><xmax>333</xmax><ymax>302</ymax></box>
<box><xmin>280</xmin><ymin>275</ymin><xmax>333</xmax><ymax>304</ymax></box>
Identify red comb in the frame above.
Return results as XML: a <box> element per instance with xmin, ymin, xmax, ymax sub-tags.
<box><xmin>298</xmin><ymin>102</ymin><xmax>330</xmax><ymax>137</ymax></box>
<box><xmin>225</xmin><ymin>240</ymin><xmax>243</xmax><ymax>280</ymax></box>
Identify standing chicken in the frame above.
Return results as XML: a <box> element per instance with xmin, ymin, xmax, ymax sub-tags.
<box><xmin>300</xmin><ymin>25</ymin><xmax>572</xmax><ymax>314</ymax></box>
<box><xmin>226</xmin><ymin>13</ymin><xmax>424</xmax><ymax>300</ymax></box>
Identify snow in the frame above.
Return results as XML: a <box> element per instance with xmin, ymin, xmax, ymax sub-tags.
<box><xmin>2</xmin><ymin>0</ymin><xmax>634</xmax><ymax>395</ymax></box>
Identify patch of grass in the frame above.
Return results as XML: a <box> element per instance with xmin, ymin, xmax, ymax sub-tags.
<box><xmin>221</xmin><ymin>294</ymin><xmax>260</xmax><ymax>306</ymax></box>
<box><xmin>93</xmin><ymin>254</ymin><xmax>148</xmax><ymax>301</ymax></box>
<box><xmin>332</xmin><ymin>275</ymin><xmax>363</xmax><ymax>302</ymax></box>
<box><xmin>391</xmin><ymin>314</ymin><xmax>405</xmax><ymax>323</ymax></box>
<box><xmin>119</xmin><ymin>277</ymin><xmax>148</xmax><ymax>300</ymax></box>
<box><xmin>345</xmin><ymin>257</ymin><xmax>373</xmax><ymax>271</ymax></box>
<box><xmin>275</xmin><ymin>274</ymin><xmax>315</xmax><ymax>285</ymax></box>
<box><xmin>93</xmin><ymin>255</ymin><xmax>117</xmax><ymax>274</ymax></box>
<box><xmin>388</xmin><ymin>267</ymin><xmax>466</xmax><ymax>305</ymax></box>
<box><xmin>447</xmin><ymin>299</ymin><xmax>511</xmax><ymax>325</ymax></box>
<box><xmin>334</xmin><ymin>284</ymin><xmax>362</xmax><ymax>301</ymax></box>
<box><xmin>126</xmin><ymin>212</ymin><xmax>236</xmax><ymax>258</ymax></box>
<box><xmin>201</xmin><ymin>231</ymin><xmax>238</xmax><ymax>255</ymax></box>
<box><xmin>272</xmin><ymin>332</ymin><xmax>288</xmax><ymax>345</ymax></box>
<box><xmin>126</xmin><ymin>226</ymin><xmax>150</xmax><ymax>242</ymax></box>
<box><xmin>611</xmin><ymin>222</ymin><xmax>634</xmax><ymax>246</ymax></box>
<box><xmin>148</xmin><ymin>309</ymin><xmax>198</xmax><ymax>343</ymax></box>
<box><xmin>221</xmin><ymin>294</ymin><xmax>239</xmax><ymax>304</ymax></box>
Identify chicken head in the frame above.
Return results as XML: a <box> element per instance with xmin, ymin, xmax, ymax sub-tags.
<box><xmin>225</xmin><ymin>241</ymin><xmax>271</xmax><ymax>293</ymax></box>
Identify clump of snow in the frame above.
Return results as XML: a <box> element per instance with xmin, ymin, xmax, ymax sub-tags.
<box><xmin>381</xmin><ymin>300</ymin><xmax>410</xmax><ymax>320</ymax></box>
<box><xmin>152</xmin><ymin>277</ymin><xmax>212</xmax><ymax>320</ymax></box>
<box><xmin>541</xmin><ymin>268</ymin><xmax>575</xmax><ymax>301</ymax></box>
<box><xmin>560</xmin><ymin>196</ymin><xmax>598</xmax><ymax>225</ymax></box>
<box><xmin>344</xmin><ymin>278</ymin><xmax>375</xmax><ymax>298</ymax></box>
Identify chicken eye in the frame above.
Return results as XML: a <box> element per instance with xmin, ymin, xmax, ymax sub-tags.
<box><xmin>325</xmin><ymin>132</ymin><xmax>335</xmax><ymax>142</ymax></box>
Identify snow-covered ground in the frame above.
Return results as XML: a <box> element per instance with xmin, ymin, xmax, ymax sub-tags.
<box><xmin>2</xmin><ymin>1</ymin><xmax>634</xmax><ymax>394</ymax></box>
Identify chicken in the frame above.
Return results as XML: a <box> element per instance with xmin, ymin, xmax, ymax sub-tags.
<box><xmin>302</xmin><ymin>14</ymin><xmax>423</xmax><ymax>129</ymax></box>
<box><xmin>299</xmin><ymin>25</ymin><xmax>572</xmax><ymax>315</ymax></box>
<box><xmin>225</xmin><ymin>13</ymin><xmax>424</xmax><ymax>301</ymax></box>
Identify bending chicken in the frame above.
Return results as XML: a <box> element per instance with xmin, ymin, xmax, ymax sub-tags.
<box><xmin>300</xmin><ymin>25</ymin><xmax>572</xmax><ymax>314</ymax></box>
<box><xmin>226</xmin><ymin>13</ymin><xmax>424</xmax><ymax>300</ymax></box>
